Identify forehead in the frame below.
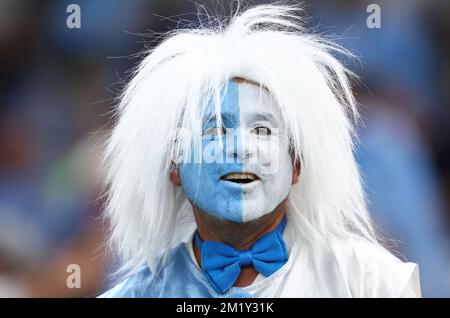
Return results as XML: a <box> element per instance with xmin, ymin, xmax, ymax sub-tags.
<box><xmin>204</xmin><ymin>80</ymin><xmax>281</xmax><ymax>125</ymax></box>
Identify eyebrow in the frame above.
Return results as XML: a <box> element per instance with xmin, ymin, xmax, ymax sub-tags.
<box><xmin>202</xmin><ymin>113</ymin><xmax>235</xmax><ymax>126</ymax></box>
<box><xmin>203</xmin><ymin>112</ymin><xmax>279</xmax><ymax>126</ymax></box>
<box><xmin>250</xmin><ymin>112</ymin><xmax>278</xmax><ymax>124</ymax></box>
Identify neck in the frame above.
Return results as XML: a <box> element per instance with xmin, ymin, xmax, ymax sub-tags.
<box><xmin>192</xmin><ymin>200</ymin><xmax>287</xmax><ymax>287</ymax></box>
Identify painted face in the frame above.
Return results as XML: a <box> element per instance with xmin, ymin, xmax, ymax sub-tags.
<box><xmin>179</xmin><ymin>80</ymin><xmax>293</xmax><ymax>223</ymax></box>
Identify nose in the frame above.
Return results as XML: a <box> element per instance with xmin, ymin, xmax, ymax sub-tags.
<box><xmin>225</xmin><ymin>128</ymin><xmax>255</xmax><ymax>163</ymax></box>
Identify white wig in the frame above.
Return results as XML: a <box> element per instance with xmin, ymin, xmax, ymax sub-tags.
<box><xmin>104</xmin><ymin>3</ymin><xmax>378</xmax><ymax>277</ymax></box>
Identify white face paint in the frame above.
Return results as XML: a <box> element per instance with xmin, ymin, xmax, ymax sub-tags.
<box><xmin>237</xmin><ymin>82</ymin><xmax>293</xmax><ymax>221</ymax></box>
<box><xmin>180</xmin><ymin>80</ymin><xmax>293</xmax><ymax>223</ymax></box>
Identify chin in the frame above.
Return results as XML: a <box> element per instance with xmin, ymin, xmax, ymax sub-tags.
<box><xmin>240</xmin><ymin>197</ymin><xmax>277</xmax><ymax>222</ymax></box>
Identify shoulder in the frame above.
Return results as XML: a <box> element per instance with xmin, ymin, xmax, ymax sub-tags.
<box><xmin>98</xmin><ymin>243</ymin><xmax>191</xmax><ymax>298</ymax></box>
<box><xmin>332</xmin><ymin>236</ymin><xmax>421</xmax><ymax>297</ymax></box>
<box><xmin>98</xmin><ymin>266</ymin><xmax>154</xmax><ymax>298</ymax></box>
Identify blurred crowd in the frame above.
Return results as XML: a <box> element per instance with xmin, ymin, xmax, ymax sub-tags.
<box><xmin>0</xmin><ymin>0</ymin><xmax>449</xmax><ymax>297</ymax></box>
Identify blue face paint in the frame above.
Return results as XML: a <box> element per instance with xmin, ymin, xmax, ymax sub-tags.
<box><xmin>179</xmin><ymin>80</ymin><xmax>293</xmax><ymax>223</ymax></box>
<box><xmin>179</xmin><ymin>81</ymin><xmax>245</xmax><ymax>222</ymax></box>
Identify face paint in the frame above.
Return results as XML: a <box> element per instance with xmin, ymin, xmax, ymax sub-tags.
<box><xmin>179</xmin><ymin>80</ymin><xmax>293</xmax><ymax>223</ymax></box>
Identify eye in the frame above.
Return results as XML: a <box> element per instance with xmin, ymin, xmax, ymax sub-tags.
<box><xmin>203</xmin><ymin>127</ymin><xmax>225</xmax><ymax>138</ymax></box>
<box><xmin>251</xmin><ymin>126</ymin><xmax>271</xmax><ymax>137</ymax></box>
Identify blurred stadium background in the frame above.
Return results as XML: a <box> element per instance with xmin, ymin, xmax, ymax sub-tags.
<box><xmin>0</xmin><ymin>0</ymin><xmax>449</xmax><ymax>297</ymax></box>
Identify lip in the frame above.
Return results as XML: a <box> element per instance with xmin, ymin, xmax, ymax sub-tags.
<box><xmin>219</xmin><ymin>171</ymin><xmax>261</xmax><ymax>191</ymax></box>
<box><xmin>220</xmin><ymin>178</ymin><xmax>261</xmax><ymax>191</ymax></box>
<box><xmin>220</xmin><ymin>171</ymin><xmax>260</xmax><ymax>181</ymax></box>
<box><xmin>221</xmin><ymin>171</ymin><xmax>259</xmax><ymax>180</ymax></box>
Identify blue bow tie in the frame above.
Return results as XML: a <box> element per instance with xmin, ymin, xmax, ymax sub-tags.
<box><xmin>194</xmin><ymin>217</ymin><xmax>288</xmax><ymax>294</ymax></box>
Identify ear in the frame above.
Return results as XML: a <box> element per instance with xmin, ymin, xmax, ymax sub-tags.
<box><xmin>169</xmin><ymin>162</ymin><xmax>182</xmax><ymax>186</ymax></box>
<box><xmin>291</xmin><ymin>158</ymin><xmax>301</xmax><ymax>185</ymax></box>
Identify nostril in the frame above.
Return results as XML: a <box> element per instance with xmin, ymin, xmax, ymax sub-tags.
<box><xmin>245</xmin><ymin>152</ymin><xmax>254</xmax><ymax>159</ymax></box>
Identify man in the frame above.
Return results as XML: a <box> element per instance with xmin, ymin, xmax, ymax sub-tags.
<box><xmin>100</xmin><ymin>4</ymin><xmax>420</xmax><ymax>297</ymax></box>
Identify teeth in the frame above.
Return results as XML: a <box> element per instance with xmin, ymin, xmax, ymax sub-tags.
<box><xmin>222</xmin><ymin>173</ymin><xmax>257</xmax><ymax>181</ymax></box>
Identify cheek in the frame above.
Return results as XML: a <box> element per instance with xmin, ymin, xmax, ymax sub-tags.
<box><xmin>179</xmin><ymin>139</ymin><xmax>218</xmax><ymax>198</ymax></box>
<box><xmin>179</xmin><ymin>159</ymin><xmax>245</xmax><ymax>223</ymax></box>
<box><xmin>268</xmin><ymin>139</ymin><xmax>293</xmax><ymax>189</ymax></box>
<box><xmin>250</xmin><ymin>136</ymin><xmax>291</xmax><ymax>175</ymax></box>
<box><xmin>240</xmin><ymin>139</ymin><xmax>293</xmax><ymax>222</ymax></box>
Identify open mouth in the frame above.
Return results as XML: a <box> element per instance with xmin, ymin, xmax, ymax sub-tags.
<box><xmin>220</xmin><ymin>172</ymin><xmax>260</xmax><ymax>184</ymax></box>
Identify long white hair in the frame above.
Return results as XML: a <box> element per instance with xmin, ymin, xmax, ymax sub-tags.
<box><xmin>103</xmin><ymin>3</ymin><xmax>378</xmax><ymax>278</ymax></box>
